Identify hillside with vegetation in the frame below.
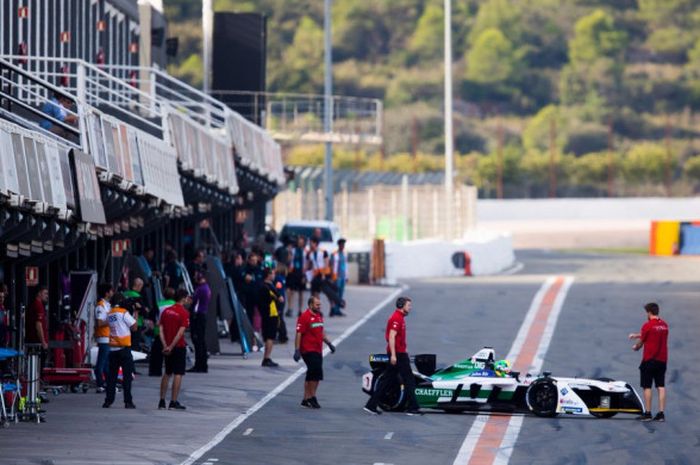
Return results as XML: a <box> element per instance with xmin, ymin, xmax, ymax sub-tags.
<box><xmin>164</xmin><ymin>0</ymin><xmax>700</xmax><ymax>197</ymax></box>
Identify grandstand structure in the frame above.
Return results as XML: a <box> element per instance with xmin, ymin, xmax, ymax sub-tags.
<box><xmin>0</xmin><ymin>0</ymin><xmax>285</xmax><ymax>331</ymax></box>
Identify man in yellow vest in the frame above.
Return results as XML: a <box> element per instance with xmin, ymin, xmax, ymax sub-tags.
<box><xmin>94</xmin><ymin>283</ymin><xmax>114</xmax><ymax>393</ymax></box>
<box><xmin>103</xmin><ymin>292</ymin><xmax>137</xmax><ymax>409</ymax></box>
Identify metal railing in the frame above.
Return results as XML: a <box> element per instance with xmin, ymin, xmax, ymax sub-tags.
<box><xmin>1</xmin><ymin>56</ymin><xmax>165</xmax><ymax>138</ymax></box>
<box><xmin>210</xmin><ymin>90</ymin><xmax>383</xmax><ymax>145</ymax></box>
<box><xmin>101</xmin><ymin>64</ymin><xmax>229</xmax><ymax>130</ymax></box>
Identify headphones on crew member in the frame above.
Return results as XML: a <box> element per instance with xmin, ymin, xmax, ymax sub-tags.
<box><xmin>396</xmin><ymin>297</ymin><xmax>409</xmax><ymax>309</ymax></box>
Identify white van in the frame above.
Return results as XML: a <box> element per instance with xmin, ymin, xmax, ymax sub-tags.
<box><xmin>279</xmin><ymin>220</ymin><xmax>341</xmax><ymax>252</ymax></box>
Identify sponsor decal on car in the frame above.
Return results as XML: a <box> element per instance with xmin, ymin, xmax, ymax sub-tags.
<box><xmin>560</xmin><ymin>387</ymin><xmax>568</xmax><ymax>396</ymax></box>
<box><xmin>470</xmin><ymin>370</ymin><xmax>496</xmax><ymax>377</ymax></box>
<box><xmin>562</xmin><ymin>406</ymin><xmax>583</xmax><ymax>413</ymax></box>
<box><xmin>416</xmin><ymin>388</ymin><xmax>454</xmax><ymax>397</ymax></box>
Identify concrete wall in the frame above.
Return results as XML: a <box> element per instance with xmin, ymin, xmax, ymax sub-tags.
<box><xmin>347</xmin><ymin>231</ymin><xmax>516</xmax><ymax>283</ymax></box>
<box><xmin>477</xmin><ymin>197</ymin><xmax>700</xmax><ymax>249</ymax></box>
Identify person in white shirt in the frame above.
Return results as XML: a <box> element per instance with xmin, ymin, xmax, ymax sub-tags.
<box><xmin>94</xmin><ymin>283</ymin><xmax>114</xmax><ymax>393</ymax></box>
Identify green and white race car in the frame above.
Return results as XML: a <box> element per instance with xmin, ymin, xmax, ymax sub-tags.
<box><xmin>361</xmin><ymin>347</ymin><xmax>645</xmax><ymax>418</ymax></box>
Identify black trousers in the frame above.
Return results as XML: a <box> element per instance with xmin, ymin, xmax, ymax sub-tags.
<box><xmin>148</xmin><ymin>336</ymin><xmax>163</xmax><ymax>377</ymax></box>
<box><xmin>277</xmin><ymin>302</ymin><xmax>289</xmax><ymax>342</ymax></box>
<box><xmin>365</xmin><ymin>352</ymin><xmax>419</xmax><ymax>411</ymax></box>
<box><xmin>105</xmin><ymin>348</ymin><xmax>134</xmax><ymax>405</ymax></box>
<box><xmin>191</xmin><ymin>313</ymin><xmax>208</xmax><ymax>371</ymax></box>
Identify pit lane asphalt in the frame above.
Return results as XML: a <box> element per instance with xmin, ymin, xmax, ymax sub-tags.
<box><xmin>190</xmin><ymin>250</ymin><xmax>700</xmax><ymax>465</ymax></box>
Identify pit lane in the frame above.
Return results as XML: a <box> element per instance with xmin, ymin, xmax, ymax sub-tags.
<box><xmin>188</xmin><ymin>250</ymin><xmax>699</xmax><ymax>465</ymax></box>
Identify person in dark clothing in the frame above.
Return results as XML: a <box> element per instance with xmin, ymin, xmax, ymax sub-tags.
<box><xmin>274</xmin><ymin>263</ymin><xmax>289</xmax><ymax>344</ymax></box>
<box><xmin>286</xmin><ymin>236</ymin><xmax>307</xmax><ymax>317</ymax></box>
<box><xmin>188</xmin><ymin>274</ymin><xmax>211</xmax><ymax>373</ymax></box>
<box><xmin>143</xmin><ymin>248</ymin><xmax>158</xmax><ymax>274</ymax></box>
<box><xmin>123</xmin><ymin>278</ymin><xmax>148</xmax><ymax>352</ymax></box>
<box><xmin>241</xmin><ymin>252</ymin><xmax>264</xmax><ymax>328</ymax></box>
<box><xmin>163</xmin><ymin>251</ymin><xmax>184</xmax><ymax>291</ymax></box>
<box><xmin>187</xmin><ymin>249</ymin><xmax>206</xmax><ymax>286</ymax></box>
<box><xmin>228</xmin><ymin>251</ymin><xmax>246</xmax><ymax>295</ymax></box>
<box><xmin>0</xmin><ymin>283</ymin><xmax>9</xmax><ymax>348</ymax></box>
<box><xmin>258</xmin><ymin>268</ymin><xmax>282</xmax><ymax>367</ymax></box>
<box><xmin>364</xmin><ymin>296</ymin><xmax>420</xmax><ymax>415</ymax></box>
<box><xmin>274</xmin><ymin>238</ymin><xmax>292</xmax><ymax>268</ymax></box>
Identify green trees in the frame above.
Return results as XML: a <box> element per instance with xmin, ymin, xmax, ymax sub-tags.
<box><xmin>273</xmin><ymin>16</ymin><xmax>324</xmax><ymax>93</ymax></box>
<box><xmin>560</xmin><ymin>9</ymin><xmax>627</xmax><ymax>107</ymax></box>
<box><xmin>161</xmin><ymin>0</ymin><xmax>700</xmax><ymax>196</ymax></box>
<box><xmin>408</xmin><ymin>3</ymin><xmax>443</xmax><ymax>61</ymax></box>
<box><xmin>466</xmin><ymin>28</ymin><xmax>520</xmax><ymax>84</ymax></box>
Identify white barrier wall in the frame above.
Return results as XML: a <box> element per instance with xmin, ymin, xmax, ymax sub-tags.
<box><xmin>478</xmin><ymin>198</ymin><xmax>700</xmax><ymax>221</ymax></box>
<box><xmin>477</xmin><ymin>197</ymin><xmax>700</xmax><ymax>249</ymax></box>
<box><xmin>348</xmin><ymin>231</ymin><xmax>515</xmax><ymax>283</ymax></box>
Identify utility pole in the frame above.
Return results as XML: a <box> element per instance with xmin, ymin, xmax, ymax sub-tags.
<box><xmin>549</xmin><ymin>117</ymin><xmax>557</xmax><ymax>198</ymax></box>
<box><xmin>497</xmin><ymin>120</ymin><xmax>504</xmax><ymax>199</ymax></box>
<box><xmin>444</xmin><ymin>0</ymin><xmax>454</xmax><ymax>193</ymax></box>
<box><xmin>411</xmin><ymin>116</ymin><xmax>419</xmax><ymax>173</ymax></box>
<box><xmin>202</xmin><ymin>0</ymin><xmax>212</xmax><ymax>94</ymax></box>
<box><xmin>664</xmin><ymin>114</ymin><xmax>672</xmax><ymax>196</ymax></box>
<box><xmin>607</xmin><ymin>115</ymin><xmax>614</xmax><ymax>197</ymax></box>
<box><xmin>323</xmin><ymin>0</ymin><xmax>334</xmax><ymax>220</ymax></box>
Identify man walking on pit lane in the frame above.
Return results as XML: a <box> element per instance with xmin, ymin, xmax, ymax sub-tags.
<box><xmin>294</xmin><ymin>296</ymin><xmax>335</xmax><ymax>408</ymax></box>
<box><xmin>629</xmin><ymin>302</ymin><xmax>669</xmax><ymax>422</ymax></box>
<box><xmin>364</xmin><ymin>296</ymin><xmax>420</xmax><ymax>416</ymax></box>
<box><xmin>159</xmin><ymin>289</ymin><xmax>191</xmax><ymax>410</ymax></box>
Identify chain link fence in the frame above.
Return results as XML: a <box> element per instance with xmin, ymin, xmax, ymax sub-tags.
<box><xmin>273</xmin><ymin>179</ymin><xmax>477</xmax><ymax>241</ymax></box>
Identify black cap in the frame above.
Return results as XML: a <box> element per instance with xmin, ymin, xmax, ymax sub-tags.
<box><xmin>337</xmin><ymin>238</ymin><xmax>346</xmax><ymax>245</ymax></box>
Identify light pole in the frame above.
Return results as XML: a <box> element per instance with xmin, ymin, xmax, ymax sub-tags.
<box><xmin>202</xmin><ymin>0</ymin><xmax>212</xmax><ymax>94</ymax></box>
<box><xmin>323</xmin><ymin>0</ymin><xmax>334</xmax><ymax>221</ymax></box>
<box><xmin>444</xmin><ymin>0</ymin><xmax>454</xmax><ymax>193</ymax></box>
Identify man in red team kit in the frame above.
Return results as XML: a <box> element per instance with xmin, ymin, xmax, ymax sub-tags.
<box><xmin>364</xmin><ymin>296</ymin><xmax>420</xmax><ymax>415</ymax></box>
<box><xmin>294</xmin><ymin>296</ymin><xmax>335</xmax><ymax>408</ymax></box>
<box><xmin>629</xmin><ymin>302</ymin><xmax>669</xmax><ymax>422</ymax></box>
<box><xmin>158</xmin><ymin>289</ymin><xmax>191</xmax><ymax>411</ymax></box>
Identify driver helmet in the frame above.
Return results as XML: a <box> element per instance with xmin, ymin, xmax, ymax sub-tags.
<box><xmin>494</xmin><ymin>359</ymin><xmax>511</xmax><ymax>377</ymax></box>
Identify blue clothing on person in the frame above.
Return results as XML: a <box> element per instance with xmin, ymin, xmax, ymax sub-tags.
<box><xmin>40</xmin><ymin>97</ymin><xmax>68</xmax><ymax>131</ymax></box>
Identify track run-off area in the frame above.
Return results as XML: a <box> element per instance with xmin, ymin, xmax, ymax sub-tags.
<box><xmin>184</xmin><ymin>250</ymin><xmax>700</xmax><ymax>465</ymax></box>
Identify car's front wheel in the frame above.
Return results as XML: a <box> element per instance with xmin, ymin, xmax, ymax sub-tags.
<box><xmin>526</xmin><ymin>378</ymin><xmax>559</xmax><ymax>417</ymax></box>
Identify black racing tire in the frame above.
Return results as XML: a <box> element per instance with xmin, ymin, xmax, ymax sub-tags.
<box><xmin>526</xmin><ymin>378</ymin><xmax>559</xmax><ymax>417</ymax></box>
<box><xmin>373</xmin><ymin>372</ymin><xmax>406</xmax><ymax>412</ymax></box>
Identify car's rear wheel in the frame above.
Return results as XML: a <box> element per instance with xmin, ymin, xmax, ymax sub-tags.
<box><xmin>373</xmin><ymin>373</ymin><xmax>406</xmax><ymax>412</ymax></box>
<box><xmin>526</xmin><ymin>378</ymin><xmax>558</xmax><ymax>417</ymax></box>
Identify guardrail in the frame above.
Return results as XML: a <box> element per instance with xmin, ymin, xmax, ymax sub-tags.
<box><xmin>99</xmin><ymin>64</ymin><xmax>284</xmax><ymax>186</ymax></box>
<box><xmin>101</xmin><ymin>64</ymin><xmax>228</xmax><ymax>130</ymax></box>
<box><xmin>0</xmin><ymin>56</ymin><xmax>184</xmax><ymax>209</ymax></box>
<box><xmin>1</xmin><ymin>56</ymin><xmax>164</xmax><ymax>138</ymax></box>
<box><xmin>210</xmin><ymin>90</ymin><xmax>383</xmax><ymax>146</ymax></box>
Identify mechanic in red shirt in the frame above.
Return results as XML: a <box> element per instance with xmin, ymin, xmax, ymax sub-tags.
<box><xmin>158</xmin><ymin>289</ymin><xmax>191</xmax><ymax>411</ymax></box>
<box><xmin>364</xmin><ymin>296</ymin><xmax>420</xmax><ymax>415</ymax></box>
<box><xmin>26</xmin><ymin>286</ymin><xmax>50</xmax><ymax>353</ymax></box>
<box><xmin>629</xmin><ymin>302</ymin><xmax>669</xmax><ymax>422</ymax></box>
<box><xmin>294</xmin><ymin>296</ymin><xmax>335</xmax><ymax>409</ymax></box>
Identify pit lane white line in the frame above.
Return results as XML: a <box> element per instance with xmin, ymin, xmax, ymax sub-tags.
<box><xmin>242</xmin><ymin>428</ymin><xmax>253</xmax><ymax>436</ymax></box>
<box><xmin>180</xmin><ymin>285</ymin><xmax>408</xmax><ymax>465</ymax></box>
<box><xmin>384</xmin><ymin>432</ymin><xmax>394</xmax><ymax>440</ymax></box>
<box><xmin>452</xmin><ymin>276</ymin><xmax>574</xmax><ymax>465</ymax></box>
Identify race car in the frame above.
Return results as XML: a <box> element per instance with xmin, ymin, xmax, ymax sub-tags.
<box><xmin>361</xmin><ymin>347</ymin><xmax>645</xmax><ymax>418</ymax></box>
